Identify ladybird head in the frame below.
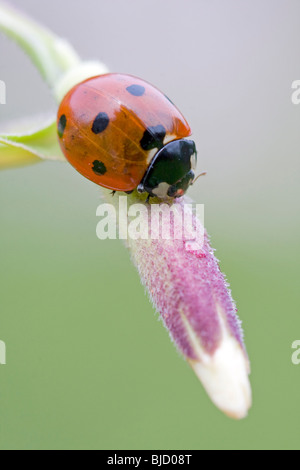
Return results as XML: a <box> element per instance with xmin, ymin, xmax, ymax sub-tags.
<box><xmin>138</xmin><ymin>139</ymin><xmax>197</xmax><ymax>199</ymax></box>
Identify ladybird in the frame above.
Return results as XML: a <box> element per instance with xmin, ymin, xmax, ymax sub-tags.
<box><xmin>57</xmin><ymin>73</ymin><xmax>197</xmax><ymax>199</ymax></box>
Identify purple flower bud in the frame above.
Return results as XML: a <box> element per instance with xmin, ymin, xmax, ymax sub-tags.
<box><xmin>104</xmin><ymin>192</ymin><xmax>252</xmax><ymax>419</ymax></box>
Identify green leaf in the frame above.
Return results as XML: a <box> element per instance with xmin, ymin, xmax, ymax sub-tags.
<box><xmin>0</xmin><ymin>119</ymin><xmax>66</xmax><ymax>170</ymax></box>
<box><xmin>0</xmin><ymin>143</ymin><xmax>41</xmax><ymax>170</ymax></box>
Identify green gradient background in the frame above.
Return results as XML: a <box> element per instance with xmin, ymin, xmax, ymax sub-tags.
<box><xmin>0</xmin><ymin>0</ymin><xmax>300</xmax><ymax>450</ymax></box>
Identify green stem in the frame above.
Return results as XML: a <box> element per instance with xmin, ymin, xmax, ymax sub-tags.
<box><xmin>0</xmin><ymin>2</ymin><xmax>107</xmax><ymax>168</ymax></box>
<box><xmin>0</xmin><ymin>2</ymin><xmax>80</xmax><ymax>88</ymax></box>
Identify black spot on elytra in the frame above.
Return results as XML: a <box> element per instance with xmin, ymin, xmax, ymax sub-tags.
<box><xmin>92</xmin><ymin>160</ymin><xmax>107</xmax><ymax>175</ymax></box>
<box><xmin>126</xmin><ymin>84</ymin><xmax>145</xmax><ymax>97</ymax></box>
<box><xmin>58</xmin><ymin>114</ymin><xmax>67</xmax><ymax>138</ymax></box>
<box><xmin>92</xmin><ymin>112</ymin><xmax>109</xmax><ymax>134</ymax></box>
<box><xmin>140</xmin><ymin>125</ymin><xmax>166</xmax><ymax>151</ymax></box>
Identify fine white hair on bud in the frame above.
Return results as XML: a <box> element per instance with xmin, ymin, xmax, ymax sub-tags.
<box><xmin>106</xmin><ymin>192</ymin><xmax>252</xmax><ymax>419</ymax></box>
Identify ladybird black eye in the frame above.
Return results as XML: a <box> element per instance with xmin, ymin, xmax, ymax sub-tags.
<box><xmin>126</xmin><ymin>84</ymin><xmax>145</xmax><ymax>97</ymax></box>
<box><xmin>92</xmin><ymin>160</ymin><xmax>107</xmax><ymax>175</ymax></box>
<box><xmin>140</xmin><ymin>125</ymin><xmax>166</xmax><ymax>151</ymax></box>
<box><xmin>58</xmin><ymin>114</ymin><xmax>67</xmax><ymax>138</ymax></box>
<box><xmin>92</xmin><ymin>112</ymin><xmax>110</xmax><ymax>134</ymax></box>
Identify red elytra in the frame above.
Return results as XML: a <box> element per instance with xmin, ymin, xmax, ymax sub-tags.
<box><xmin>57</xmin><ymin>73</ymin><xmax>191</xmax><ymax>192</ymax></box>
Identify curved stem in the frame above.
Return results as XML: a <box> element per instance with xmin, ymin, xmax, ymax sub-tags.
<box><xmin>0</xmin><ymin>2</ymin><xmax>80</xmax><ymax>88</ymax></box>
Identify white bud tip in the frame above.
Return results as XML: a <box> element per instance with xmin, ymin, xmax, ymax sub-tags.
<box><xmin>189</xmin><ymin>336</ymin><xmax>252</xmax><ymax>420</ymax></box>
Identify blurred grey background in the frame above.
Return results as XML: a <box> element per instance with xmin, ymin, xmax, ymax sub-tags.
<box><xmin>0</xmin><ymin>0</ymin><xmax>300</xmax><ymax>450</ymax></box>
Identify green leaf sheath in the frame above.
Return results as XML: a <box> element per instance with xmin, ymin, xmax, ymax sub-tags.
<box><xmin>0</xmin><ymin>120</ymin><xmax>66</xmax><ymax>169</ymax></box>
<box><xmin>0</xmin><ymin>143</ymin><xmax>40</xmax><ymax>170</ymax></box>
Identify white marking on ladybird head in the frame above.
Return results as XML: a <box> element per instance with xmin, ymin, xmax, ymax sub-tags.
<box><xmin>190</xmin><ymin>152</ymin><xmax>197</xmax><ymax>170</ymax></box>
<box><xmin>163</xmin><ymin>134</ymin><xmax>177</xmax><ymax>145</ymax></box>
<box><xmin>146</xmin><ymin>148</ymin><xmax>159</xmax><ymax>164</ymax></box>
<box><xmin>152</xmin><ymin>182</ymin><xmax>171</xmax><ymax>199</ymax></box>
<box><xmin>146</xmin><ymin>134</ymin><xmax>178</xmax><ymax>165</ymax></box>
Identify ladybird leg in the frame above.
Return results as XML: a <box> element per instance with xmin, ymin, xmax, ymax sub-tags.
<box><xmin>111</xmin><ymin>190</ymin><xmax>116</xmax><ymax>196</ymax></box>
<box><xmin>192</xmin><ymin>171</ymin><xmax>207</xmax><ymax>185</ymax></box>
<box><xmin>145</xmin><ymin>194</ymin><xmax>151</xmax><ymax>204</ymax></box>
<box><xmin>125</xmin><ymin>190</ymin><xmax>133</xmax><ymax>195</ymax></box>
<box><xmin>137</xmin><ymin>183</ymin><xmax>145</xmax><ymax>194</ymax></box>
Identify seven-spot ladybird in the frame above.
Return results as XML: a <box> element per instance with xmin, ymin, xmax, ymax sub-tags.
<box><xmin>57</xmin><ymin>73</ymin><xmax>197</xmax><ymax>199</ymax></box>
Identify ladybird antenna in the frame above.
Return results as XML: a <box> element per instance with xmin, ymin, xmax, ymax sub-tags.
<box><xmin>192</xmin><ymin>171</ymin><xmax>207</xmax><ymax>185</ymax></box>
